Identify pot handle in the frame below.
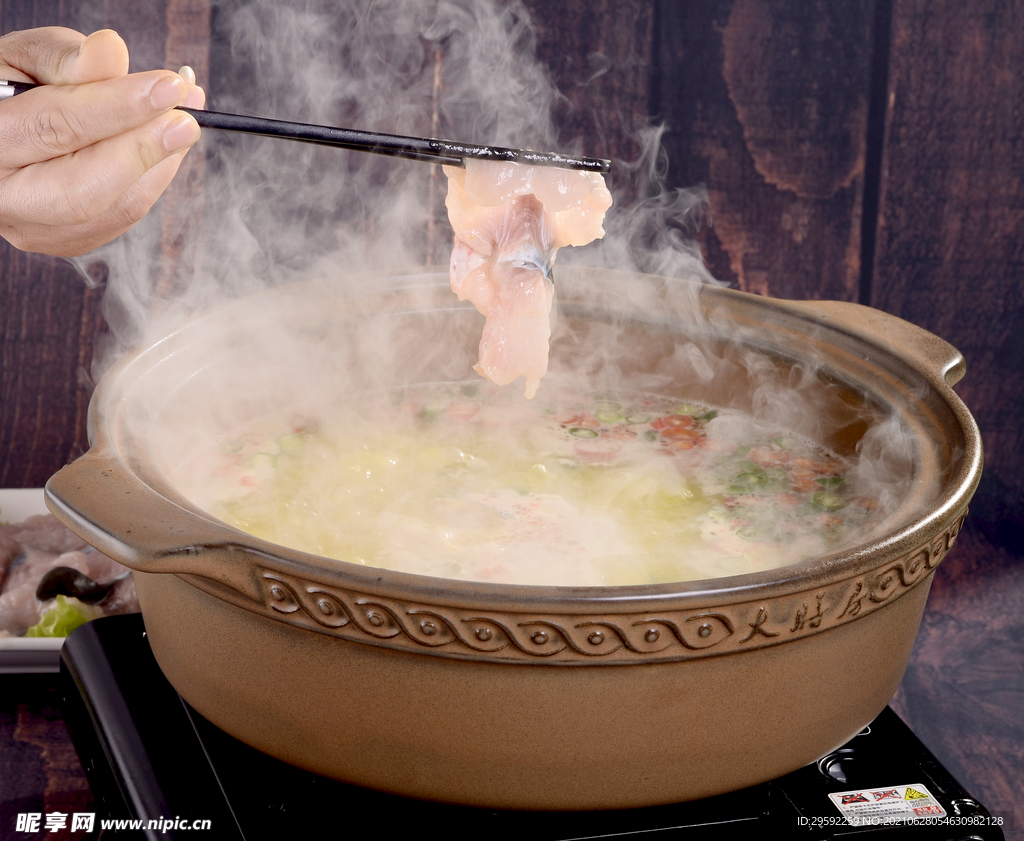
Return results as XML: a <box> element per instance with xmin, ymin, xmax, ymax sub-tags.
<box><xmin>45</xmin><ymin>445</ymin><xmax>265</xmax><ymax>587</ymax></box>
<box><xmin>781</xmin><ymin>299</ymin><xmax>966</xmax><ymax>387</ymax></box>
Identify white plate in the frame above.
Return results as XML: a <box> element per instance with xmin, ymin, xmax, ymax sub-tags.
<box><xmin>0</xmin><ymin>489</ymin><xmax>65</xmax><ymax>673</ymax></box>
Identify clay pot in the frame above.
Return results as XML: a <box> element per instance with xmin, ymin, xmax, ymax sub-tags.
<box><xmin>46</xmin><ymin>268</ymin><xmax>981</xmax><ymax>810</ymax></box>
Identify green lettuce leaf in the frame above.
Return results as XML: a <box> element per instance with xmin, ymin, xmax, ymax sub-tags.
<box><xmin>25</xmin><ymin>595</ymin><xmax>97</xmax><ymax>637</ymax></box>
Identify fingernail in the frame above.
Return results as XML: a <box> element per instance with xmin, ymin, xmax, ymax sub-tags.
<box><xmin>150</xmin><ymin>75</ymin><xmax>187</xmax><ymax>110</ymax></box>
<box><xmin>177</xmin><ymin>65</ymin><xmax>197</xmax><ymax>85</ymax></box>
<box><xmin>163</xmin><ymin>113</ymin><xmax>201</xmax><ymax>152</ymax></box>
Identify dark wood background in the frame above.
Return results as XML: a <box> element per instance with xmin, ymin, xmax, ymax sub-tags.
<box><xmin>1</xmin><ymin>0</ymin><xmax>1021</xmax><ymax>835</ymax></box>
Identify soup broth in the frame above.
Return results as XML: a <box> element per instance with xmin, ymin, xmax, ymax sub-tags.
<box><xmin>173</xmin><ymin>382</ymin><xmax>881</xmax><ymax>586</ymax></box>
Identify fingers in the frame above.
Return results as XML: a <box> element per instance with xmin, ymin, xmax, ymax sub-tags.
<box><xmin>71</xmin><ymin>29</ymin><xmax>130</xmax><ymax>83</ymax></box>
<box><xmin>0</xmin><ymin>66</ymin><xmax>203</xmax><ymax>253</ymax></box>
<box><xmin>0</xmin><ymin>27</ymin><xmax>85</xmax><ymax>84</ymax></box>
<box><xmin>3</xmin><ymin>105</ymin><xmax>199</xmax><ymax>222</ymax></box>
<box><xmin>2</xmin><ymin>149</ymin><xmax>190</xmax><ymax>257</ymax></box>
<box><xmin>178</xmin><ymin>66</ymin><xmax>206</xmax><ymax>109</ymax></box>
<box><xmin>0</xmin><ymin>28</ymin><xmax>207</xmax><ymax>256</ymax></box>
<box><xmin>0</xmin><ymin>27</ymin><xmax>129</xmax><ymax>86</ymax></box>
<box><xmin>0</xmin><ymin>70</ymin><xmax>195</xmax><ymax>169</ymax></box>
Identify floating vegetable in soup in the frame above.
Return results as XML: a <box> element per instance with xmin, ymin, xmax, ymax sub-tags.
<box><xmin>444</xmin><ymin>161</ymin><xmax>612</xmax><ymax>398</ymax></box>
<box><xmin>174</xmin><ymin>383</ymin><xmax>883</xmax><ymax>587</ymax></box>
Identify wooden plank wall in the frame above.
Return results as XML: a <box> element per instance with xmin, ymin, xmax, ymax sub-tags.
<box><xmin>654</xmin><ymin>0</ymin><xmax>875</xmax><ymax>303</ymax></box>
<box><xmin>873</xmin><ymin>0</ymin><xmax>1024</xmax><ymax>551</ymax></box>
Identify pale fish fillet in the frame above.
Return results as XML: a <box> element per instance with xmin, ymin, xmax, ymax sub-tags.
<box><xmin>445</xmin><ymin>160</ymin><xmax>612</xmax><ymax>398</ymax></box>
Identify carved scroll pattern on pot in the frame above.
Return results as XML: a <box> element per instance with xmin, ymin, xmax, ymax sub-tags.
<box><xmin>837</xmin><ymin>512</ymin><xmax>965</xmax><ymax>620</ymax></box>
<box><xmin>263</xmin><ymin>574</ymin><xmax>406</xmax><ymax>638</ymax></box>
<box><xmin>259</xmin><ymin>569</ymin><xmax>745</xmax><ymax>660</ymax></box>
<box><xmin>485</xmin><ymin>612</ymin><xmax>737</xmax><ymax>658</ymax></box>
<box><xmin>253</xmin><ymin>511</ymin><xmax>965</xmax><ymax>661</ymax></box>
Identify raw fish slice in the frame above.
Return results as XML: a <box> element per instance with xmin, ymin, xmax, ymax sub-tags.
<box><xmin>0</xmin><ymin>530</ymin><xmax>20</xmax><ymax>591</ymax></box>
<box><xmin>445</xmin><ymin>160</ymin><xmax>611</xmax><ymax>398</ymax></box>
<box><xmin>468</xmin><ymin>260</ymin><xmax>554</xmax><ymax>399</ymax></box>
<box><xmin>1</xmin><ymin>514</ymin><xmax>87</xmax><ymax>553</ymax></box>
<box><xmin>78</xmin><ymin>546</ymin><xmax>133</xmax><ymax>584</ymax></box>
<box><xmin>2</xmin><ymin>547</ymin><xmax>64</xmax><ymax>592</ymax></box>
<box><xmin>448</xmin><ymin>194</ymin><xmax>555</xmax><ymax>398</ymax></box>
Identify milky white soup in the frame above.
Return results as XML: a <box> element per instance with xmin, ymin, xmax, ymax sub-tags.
<box><xmin>173</xmin><ymin>382</ymin><xmax>882</xmax><ymax>586</ymax></box>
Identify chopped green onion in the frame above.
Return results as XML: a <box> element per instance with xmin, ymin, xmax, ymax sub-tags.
<box><xmin>729</xmin><ymin>471</ymin><xmax>769</xmax><ymax>493</ymax></box>
<box><xmin>816</xmin><ymin>476</ymin><xmax>845</xmax><ymax>488</ymax></box>
<box><xmin>813</xmin><ymin>490</ymin><xmax>847</xmax><ymax>510</ymax></box>
<box><xmin>625</xmin><ymin>413</ymin><xmax>650</xmax><ymax>424</ymax></box>
<box><xmin>570</xmin><ymin>427</ymin><xmax>599</xmax><ymax>439</ymax></box>
<box><xmin>596</xmin><ymin>411</ymin><xmax>622</xmax><ymax>424</ymax></box>
<box><xmin>247</xmin><ymin>452</ymin><xmax>277</xmax><ymax>469</ymax></box>
<box><xmin>419</xmin><ymin>402</ymin><xmax>446</xmax><ymax>420</ymax></box>
<box><xmin>277</xmin><ymin>433</ymin><xmax>306</xmax><ymax>453</ymax></box>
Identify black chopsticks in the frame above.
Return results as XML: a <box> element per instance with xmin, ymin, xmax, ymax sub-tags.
<box><xmin>1</xmin><ymin>81</ymin><xmax>611</xmax><ymax>173</ymax></box>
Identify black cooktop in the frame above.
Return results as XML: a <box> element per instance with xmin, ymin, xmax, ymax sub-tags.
<box><xmin>59</xmin><ymin>615</ymin><xmax>1005</xmax><ymax>841</ymax></box>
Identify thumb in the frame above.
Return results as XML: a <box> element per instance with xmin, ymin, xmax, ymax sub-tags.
<box><xmin>64</xmin><ymin>29</ymin><xmax>130</xmax><ymax>83</ymax></box>
<box><xmin>0</xmin><ymin>27</ymin><xmax>128</xmax><ymax>85</ymax></box>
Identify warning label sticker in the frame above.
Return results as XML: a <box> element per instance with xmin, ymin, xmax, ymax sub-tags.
<box><xmin>829</xmin><ymin>783</ymin><xmax>947</xmax><ymax>825</ymax></box>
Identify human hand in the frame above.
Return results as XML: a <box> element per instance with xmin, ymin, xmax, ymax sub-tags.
<box><xmin>0</xmin><ymin>27</ymin><xmax>206</xmax><ymax>256</ymax></box>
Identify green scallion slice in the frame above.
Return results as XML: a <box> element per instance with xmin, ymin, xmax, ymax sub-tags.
<box><xmin>813</xmin><ymin>490</ymin><xmax>847</xmax><ymax>510</ymax></box>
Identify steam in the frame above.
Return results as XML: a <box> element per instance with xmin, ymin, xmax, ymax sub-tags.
<box><xmin>77</xmin><ymin>0</ymin><xmax>712</xmax><ymax>366</ymax></box>
<box><xmin>73</xmin><ymin>0</ymin><xmax>924</xmax><ymax>568</ymax></box>
<box><xmin>571</xmin><ymin>124</ymin><xmax>716</xmax><ymax>283</ymax></box>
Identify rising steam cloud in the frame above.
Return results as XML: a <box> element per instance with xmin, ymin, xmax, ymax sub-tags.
<box><xmin>77</xmin><ymin>0</ymin><xmax>713</xmax><ymax>369</ymax></box>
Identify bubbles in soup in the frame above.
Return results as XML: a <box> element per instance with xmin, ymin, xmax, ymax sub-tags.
<box><xmin>173</xmin><ymin>383</ymin><xmax>882</xmax><ymax>586</ymax></box>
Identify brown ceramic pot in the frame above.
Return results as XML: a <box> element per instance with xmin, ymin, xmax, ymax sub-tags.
<box><xmin>45</xmin><ymin>269</ymin><xmax>981</xmax><ymax>810</ymax></box>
